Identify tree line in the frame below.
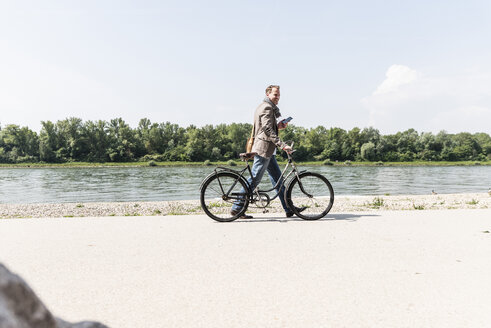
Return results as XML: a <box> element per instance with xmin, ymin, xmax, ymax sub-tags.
<box><xmin>0</xmin><ymin>117</ymin><xmax>490</xmax><ymax>163</ymax></box>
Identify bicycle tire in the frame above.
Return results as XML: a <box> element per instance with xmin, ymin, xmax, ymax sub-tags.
<box><xmin>285</xmin><ymin>172</ymin><xmax>334</xmax><ymax>220</ymax></box>
<box><xmin>200</xmin><ymin>172</ymin><xmax>249</xmax><ymax>222</ymax></box>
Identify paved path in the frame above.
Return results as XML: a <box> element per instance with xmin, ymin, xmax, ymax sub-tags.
<box><xmin>1</xmin><ymin>209</ymin><xmax>490</xmax><ymax>327</ymax></box>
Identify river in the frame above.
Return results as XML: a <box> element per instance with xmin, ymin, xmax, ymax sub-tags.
<box><xmin>0</xmin><ymin>165</ymin><xmax>490</xmax><ymax>204</ymax></box>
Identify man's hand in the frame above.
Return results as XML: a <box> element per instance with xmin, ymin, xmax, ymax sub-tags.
<box><xmin>282</xmin><ymin>145</ymin><xmax>293</xmax><ymax>153</ymax></box>
<box><xmin>278</xmin><ymin>122</ymin><xmax>288</xmax><ymax>130</ymax></box>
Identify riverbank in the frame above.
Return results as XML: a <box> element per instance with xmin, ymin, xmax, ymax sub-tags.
<box><xmin>1</xmin><ymin>192</ymin><xmax>489</xmax><ymax>219</ymax></box>
<box><xmin>0</xmin><ymin>160</ymin><xmax>489</xmax><ymax>168</ymax></box>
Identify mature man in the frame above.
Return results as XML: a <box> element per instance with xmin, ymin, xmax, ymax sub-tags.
<box><xmin>231</xmin><ymin>85</ymin><xmax>305</xmax><ymax>219</ymax></box>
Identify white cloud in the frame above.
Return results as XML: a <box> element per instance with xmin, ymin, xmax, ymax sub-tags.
<box><xmin>362</xmin><ymin>65</ymin><xmax>491</xmax><ymax>134</ymax></box>
<box><xmin>374</xmin><ymin>64</ymin><xmax>421</xmax><ymax>95</ymax></box>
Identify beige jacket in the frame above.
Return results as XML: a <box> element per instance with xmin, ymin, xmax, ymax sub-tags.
<box><xmin>251</xmin><ymin>99</ymin><xmax>287</xmax><ymax>158</ymax></box>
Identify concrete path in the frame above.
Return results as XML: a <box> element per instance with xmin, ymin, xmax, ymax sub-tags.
<box><xmin>1</xmin><ymin>209</ymin><xmax>490</xmax><ymax>327</ymax></box>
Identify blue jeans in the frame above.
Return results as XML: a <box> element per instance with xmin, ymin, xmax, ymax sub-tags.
<box><xmin>232</xmin><ymin>155</ymin><xmax>290</xmax><ymax>213</ymax></box>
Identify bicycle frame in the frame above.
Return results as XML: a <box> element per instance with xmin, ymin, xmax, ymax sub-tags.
<box><xmin>210</xmin><ymin>152</ymin><xmax>305</xmax><ymax>205</ymax></box>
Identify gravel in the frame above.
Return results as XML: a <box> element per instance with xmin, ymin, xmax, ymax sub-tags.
<box><xmin>1</xmin><ymin>193</ymin><xmax>489</xmax><ymax>219</ymax></box>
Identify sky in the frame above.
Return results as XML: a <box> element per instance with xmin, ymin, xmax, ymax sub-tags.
<box><xmin>1</xmin><ymin>0</ymin><xmax>490</xmax><ymax>134</ymax></box>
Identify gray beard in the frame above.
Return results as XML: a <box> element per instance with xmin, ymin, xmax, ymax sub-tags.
<box><xmin>263</xmin><ymin>97</ymin><xmax>281</xmax><ymax>117</ymax></box>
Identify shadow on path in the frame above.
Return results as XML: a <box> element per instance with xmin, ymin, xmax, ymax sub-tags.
<box><xmin>226</xmin><ymin>213</ymin><xmax>380</xmax><ymax>223</ymax></box>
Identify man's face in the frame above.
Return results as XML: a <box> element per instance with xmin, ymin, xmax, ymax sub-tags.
<box><xmin>267</xmin><ymin>87</ymin><xmax>280</xmax><ymax>105</ymax></box>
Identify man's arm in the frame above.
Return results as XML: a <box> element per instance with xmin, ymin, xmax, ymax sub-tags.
<box><xmin>259</xmin><ymin>105</ymin><xmax>288</xmax><ymax>150</ymax></box>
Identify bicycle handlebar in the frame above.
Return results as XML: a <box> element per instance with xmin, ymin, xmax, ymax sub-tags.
<box><xmin>284</xmin><ymin>141</ymin><xmax>296</xmax><ymax>156</ymax></box>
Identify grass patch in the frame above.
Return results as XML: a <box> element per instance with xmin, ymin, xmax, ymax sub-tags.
<box><xmin>370</xmin><ymin>197</ymin><xmax>384</xmax><ymax>209</ymax></box>
<box><xmin>466</xmin><ymin>199</ymin><xmax>479</xmax><ymax>205</ymax></box>
<box><xmin>413</xmin><ymin>204</ymin><xmax>425</xmax><ymax>210</ymax></box>
<box><xmin>208</xmin><ymin>201</ymin><xmax>230</xmax><ymax>208</ymax></box>
<box><xmin>168</xmin><ymin>211</ymin><xmax>187</xmax><ymax>215</ymax></box>
<box><xmin>75</xmin><ymin>203</ymin><xmax>84</xmax><ymax>208</ymax></box>
<box><xmin>124</xmin><ymin>212</ymin><xmax>141</xmax><ymax>216</ymax></box>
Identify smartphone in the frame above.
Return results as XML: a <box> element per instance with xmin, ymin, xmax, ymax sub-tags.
<box><xmin>281</xmin><ymin>116</ymin><xmax>293</xmax><ymax>124</ymax></box>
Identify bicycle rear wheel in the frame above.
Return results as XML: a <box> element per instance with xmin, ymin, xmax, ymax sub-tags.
<box><xmin>200</xmin><ymin>172</ymin><xmax>249</xmax><ymax>222</ymax></box>
<box><xmin>285</xmin><ymin>172</ymin><xmax>334</xmax><ymax>220</ymax></box>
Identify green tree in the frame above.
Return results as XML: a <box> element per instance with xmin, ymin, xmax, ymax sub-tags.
<box><xmin>39</xmin><ymin>121</ymin><xmax>58</xmax><ymax>162</ymax></box>
<box><xmin>346</xmin><ymin>127</ymin><xmax>363</xmax><ymax>160</ymax></box>
<box><xmin>227</xmin><ymin>123</ymin><xmax>252</xmax><ymax>158</ymax></box>
<box><xmin>107</xmin><ymin>118</ymin><xmax>137</xmax><ymax>161</ymax></box>
<box><xmin>452</xmin><ymin>132</ymin><xmax>481</xmax><ymax>160</ymax></box>
<box><xmin>82</xmin><ymin>120</ymin><xmax>109</xmax><ymax>162</ymax></box>
<box><xmin>360</xmin><ymin>142</ymin><xmax>376</xmax><ymax>161</ymax></box>
<box><xmin>185</xmin><ymin>126</ymin><xmax>208</xmax><ymax>161</ymax></box>
<box><xmin>474</xmin><ymin>132</ymin><xmax>491</xmax><ymax>160</ymax></box>
<box><xmin>0</xmin><ymin>124</ymin><xmax>39</xmax><ymax>162</ymax></box>
<box><xmin>54</xmin><ymin>117</ymin><xmax>84</xmax><ymax>161</ymax></box>
<box><xmin>304</xmin><ymin>126</ymin><xmax>328</xmax><ymax>160</ymax></box>
<box><xmin>360</xmin><ymin>127</ymin><xmax>381</xmax><ymax>145</ymax></box>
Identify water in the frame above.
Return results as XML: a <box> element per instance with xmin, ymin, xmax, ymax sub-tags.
<box><xmin>0</xmin><ymin>165</ymin><xmax>490</xmax><ymax>204</ymax></box>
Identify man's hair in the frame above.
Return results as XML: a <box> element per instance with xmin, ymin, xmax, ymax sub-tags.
<box><xmin>265</xmin><ymin>85</ymin><xmax>280</xmax><ymax>94</ymax></box>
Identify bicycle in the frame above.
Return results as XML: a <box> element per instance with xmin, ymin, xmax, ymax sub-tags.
<box><xmin>200</xmin><ymin>142</ymin><xmax>334</xmax><ymax>222</ymax></box>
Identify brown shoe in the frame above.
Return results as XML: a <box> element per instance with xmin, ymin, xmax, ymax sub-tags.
<box><xmin>230</xmin><ymin>210</ymin><xmax>253</xmax><ymax>219</ymax></box>
<box><xmin>286</xmin><ymin>206</ymin><xmax>307</xmax><ymax>218</ymax></box>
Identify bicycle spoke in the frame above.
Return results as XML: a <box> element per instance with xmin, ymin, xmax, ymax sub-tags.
<box><xmin>200</xmin><ymin>172</ymin><xmax>249</xmax><ymax>222</ymax></box>
<box><xmin>287</xmin><ymin>172</ymin><xmax>334</xmax><ymax>220</ymax></box>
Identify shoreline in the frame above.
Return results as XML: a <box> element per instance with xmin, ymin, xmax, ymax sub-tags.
<box><xmin>1</xmin><ymin>160</ymin><xmax>490</xmax><ymax>168</ymax></box>
<box><xmin>1</xmin><ymin>192</ymin><xmax>489</xmax><ymax>219</ymax></box>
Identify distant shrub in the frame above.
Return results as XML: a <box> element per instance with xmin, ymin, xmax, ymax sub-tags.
<box><xmin>323</xmin><ymin>159</ymin><xmax>333</xmax><ymax>165</ymax></box>
<box><xmin>344</xmin><ymin>160</ymin><xmax>352</xmax><ymax>165</ymax></box>
<box><xmin>474</xmin><ymin>161</ymin><xmax>481</xmax><ymax>165</ymax></box>
<box><xmin>227</xmin><ymin>160</ymin><xmax>237</xmax><ymax>166</ymax></box>
<box><xmin>375</xmin><ymin>161</ymin><xmax>384</xmax><ymax>166</ymax></box>
<box><xmin>204</xmin><ymin>160</ymin><xmax>211</xmax><ymax>166</ymax></box>
<box><xmin>148</xmin><ymin>160</ymin><xmax>157</xmax><ymax>166</ymax></box>
<box><xmin>142</xmin><ymin>154</ymin><xmax>165</xmax><ymax>162</ymax></box>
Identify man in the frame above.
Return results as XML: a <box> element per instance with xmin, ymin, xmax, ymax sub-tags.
<box><xmin>231</xmin><ymin>85</ymin><xmax>305</xmax><ymax>218</ymax></box>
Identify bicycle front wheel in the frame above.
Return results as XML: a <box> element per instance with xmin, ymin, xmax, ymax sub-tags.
<box><xmin>285</xmin><ymin>172</ymin><xmax>334</xmax><ymax>220</ymax></box>
<box><xmin>200</xmin><ymin>172</ymin><xmax>249</xmax><ymax>222</ymax></box>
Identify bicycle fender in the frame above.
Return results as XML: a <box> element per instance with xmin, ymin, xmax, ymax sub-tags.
<box><xmin>199</xmin><ymin>170</ymin><xmax>220</xmax><ymax>191</ymax></box>
<box><xmin>199</xmin><ymin>170</ymin><xmax>249</xmax><ymax>192</ymax></box>
<box><xmin>285</xmin><ymin>170</ymin><xmax>308</xmax><ymax>190</ymax></box>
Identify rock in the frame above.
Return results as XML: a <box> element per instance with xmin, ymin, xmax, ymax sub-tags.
<box><xmin>0</xmin><ymin>263</ymin><xmax>108</xmax><ymax>328</ymax></box>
